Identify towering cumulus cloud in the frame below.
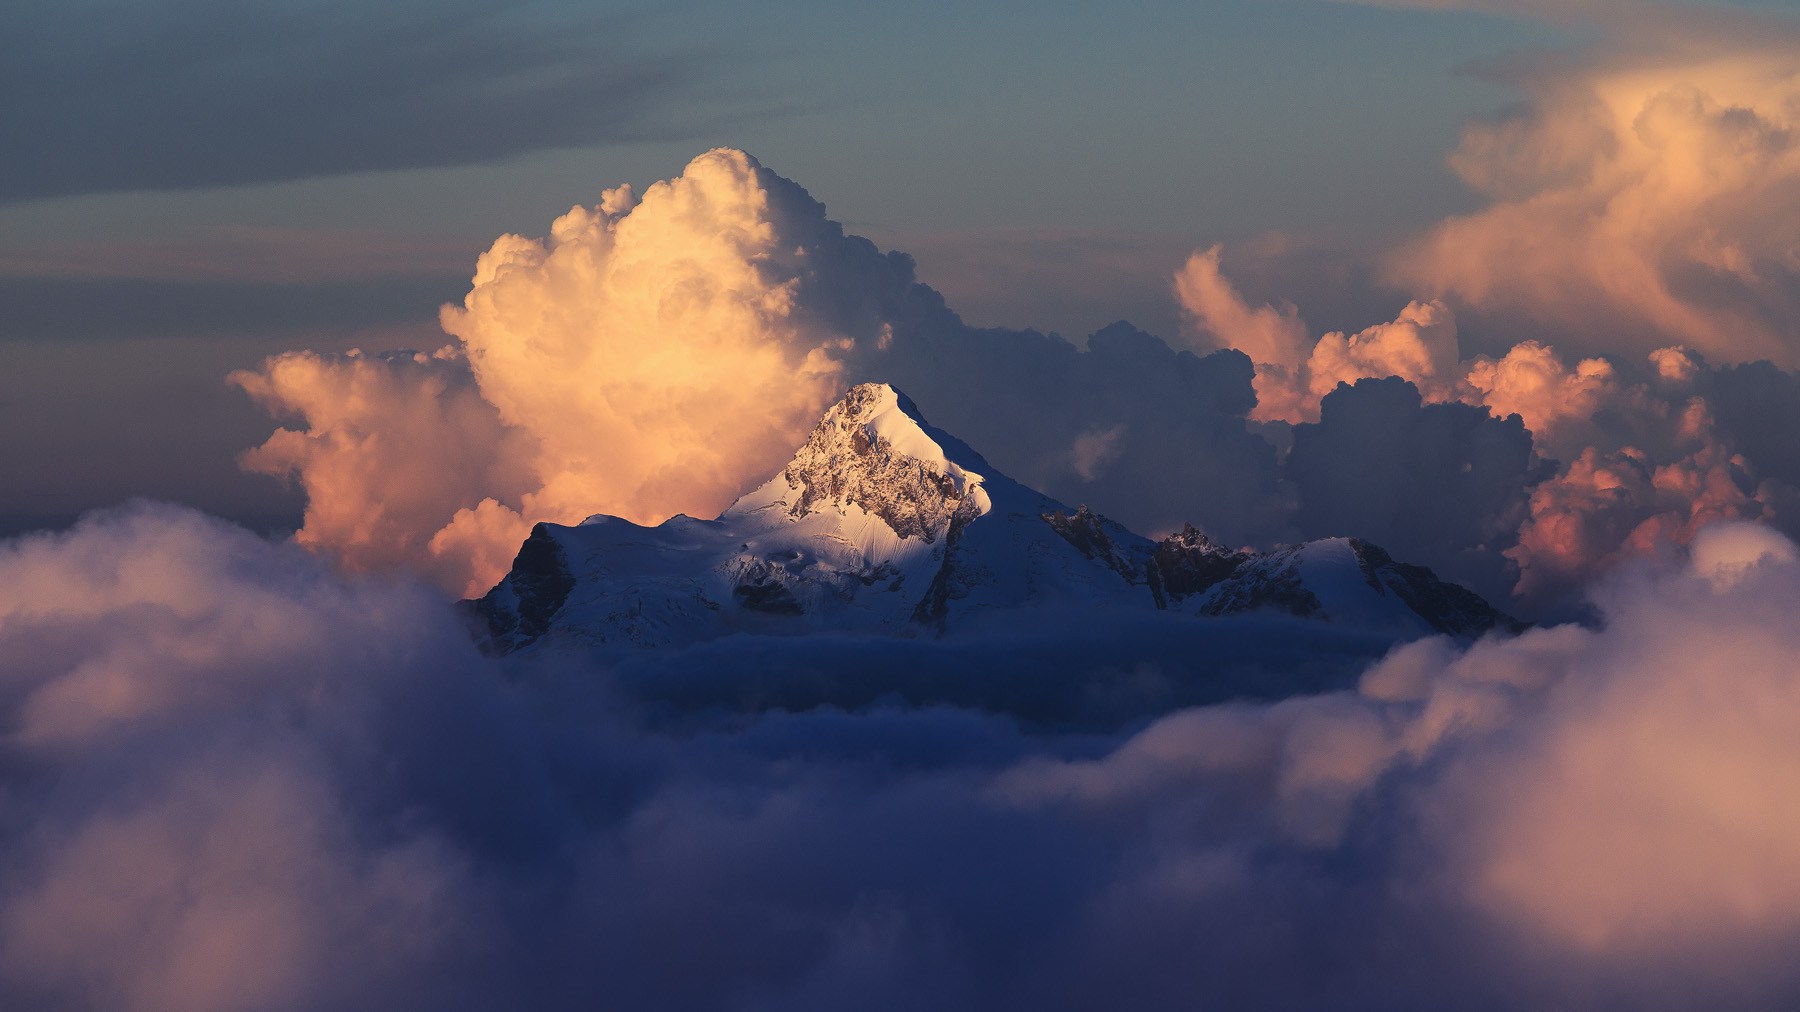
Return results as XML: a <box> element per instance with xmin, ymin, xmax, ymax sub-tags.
<box><xmin>438</xmin><ymin>154</ymin><xmax>855</xmax><ymax>544</ymax></box>
<box><xmin>239</xmin><ymin>150</ymin><xmax>858</xmax><ymax>596</ymax></box>
<box><xmin>1390</xmin><ymin>15</ymin><xmax>1800</xmax><ymax>364</ymax></box>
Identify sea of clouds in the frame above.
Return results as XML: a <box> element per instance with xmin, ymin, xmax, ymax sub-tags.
<box><xmin>5</xmin><ymin>506</ymin><xmax>1800</xmax><ymax>1010</ymax></box>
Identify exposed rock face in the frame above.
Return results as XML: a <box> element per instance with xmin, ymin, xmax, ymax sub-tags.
<box><xmin>1197</xmin><ymin>547</ymin><xmax>1324</xmax><ymax>620</ymax></box>
<box><xmin>1041</xmin><ymin>506</ymin><xmax>1142</xmax><ymax>583</ymax></box>
<box><xmin>782</xmin><ymin>385</ymin><xmax>982</xmax><ymax>543</ymax></box>
<box><xmin>473</xmin><ymin>382</ymin><xmax>1519</xmax><ymax>652</ymax></box>
<box><xmin>1146</xmin><ymin>523</ymin><xmax>1251</xmax><ymax>608</ymax></box>
<box><xmin>1347</xmin><ymin>539</ymin><xmax>1526</xmax><ymax>637</ymax></box>
<box><xmin>475</xmin><ymin>523</ymin><xmax>575</xmax><ymax>650</ymax></box>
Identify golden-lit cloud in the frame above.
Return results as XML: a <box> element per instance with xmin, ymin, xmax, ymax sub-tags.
<box><xmin>231</xmin><ymin>348</ymin><xmax>539</xmax><ymax>595</ymax></box>
<box><xmin>1390</xmin><ymin>27</ymin><xmax>1800</xmax><ymax>364</ymax></box>
<box><xmin>439</xmin><ymin>149</ymin><xmax>851</xmax><ymax>538</ymax></box>
<box><xmin>237</xmin><ymin>150</ymin><xmax>860</xmax><ymax>596</ymax></box>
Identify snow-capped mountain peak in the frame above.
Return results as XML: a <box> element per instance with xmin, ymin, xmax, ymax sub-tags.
<box><xmin>724</xmin><ymin>383</ymin><xmax>991</xmax><ymax>543</ymax></box>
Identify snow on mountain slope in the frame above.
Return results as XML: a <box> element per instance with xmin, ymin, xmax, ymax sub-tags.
<box><xmin>474</xmin><ymin>384</ymin><xmax>1517</xmax><ymax>651</ymax></box>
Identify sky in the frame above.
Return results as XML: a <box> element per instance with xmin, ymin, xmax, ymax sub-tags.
<box><xmin>6</xmin><ymin>0</ymin><xmax>1800</xmax><ymax>1008</ymax></box>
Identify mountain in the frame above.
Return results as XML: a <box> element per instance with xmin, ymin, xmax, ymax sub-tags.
<box><xmin>474</xmin><ymin>383</ymin><xmax>1516</xmax><ymax>652</ymax></box>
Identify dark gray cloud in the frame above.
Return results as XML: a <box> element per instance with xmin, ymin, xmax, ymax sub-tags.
<box><xmin>0</xmin><ymin>0</ymin><xmax>735</xmax><ymax>203</ymax></box>
<box><xmin>1287</xmin><ymin>377</ymin><xmax>1542</xmax><ymax>601</ymax></box>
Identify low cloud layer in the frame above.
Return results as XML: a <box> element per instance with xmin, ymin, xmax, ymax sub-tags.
<box><xmin>7</xmin><ymin>504</ymin><xmax>1800</xmax><ymax>1009</ymax></box>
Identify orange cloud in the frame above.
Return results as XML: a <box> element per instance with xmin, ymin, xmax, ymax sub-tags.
<box><xmin>1391</xmin><ymin>30</ymin><xmax>1800</xmax><ymax>364</ymax></box>
<box><xmin>231</xmin><ymin>348</ymin><xmax>538</xmax><ymax>595</ymax></box>
<box><xmin>237</xmin><ymin>150</ymin><xmax>863</xmax><ymax>596</ymax></box>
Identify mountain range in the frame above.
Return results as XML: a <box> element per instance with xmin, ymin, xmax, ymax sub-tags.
<box><xmin>474</xmin><ymin>384</ymin><xmax>1516</xmax><ymax>653</ymax></box>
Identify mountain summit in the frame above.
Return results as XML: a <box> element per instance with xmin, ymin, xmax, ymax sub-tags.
<box><xmin>474</xmin><ymin>383</ymin><xmax>1515</xmax><ymax>651</ymax></box>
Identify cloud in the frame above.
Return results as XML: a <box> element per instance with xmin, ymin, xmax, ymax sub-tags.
<box><xmin>1175</xmin><ymin>249</ymin><xmax>1465</xmax><ymax>424</ymax></box>
<box><xmin>868</xmin><ymin>226</ymin><xmax>1197</xmax><ymax>346</ymax></box>
<box><xmin>1170</xmin><ymin>241</ymin><xmax>1800</xmax><ymax>604</ymax></box>
<box><xmin>0</xmin><ymin>0</ymin><xmax>734</xmax><ymax>203</ymax></box>
<box><xmin>438</xmin><ymin>152</ymin><xmax>858</xmax><ymax>536</ymax></box>
<box><xmin>1425</xmin><ymin>528</ymin><xmax>1800</xmax><ymax>958</ymax></box>
<box><xmin>1002</xmin><ymin>521</ymin><xmax>1800</xmax><ymax>1001</ymax></box>
<box><xmin>1461</xmin><ymin>340</ymin><xmax>1619</xmax><ymax>452</ymax></box>
<box><xmin>1388</xmin><ymin>16</ymin><xmax>1800</xmax><ymax>365</ymax></box>
<box><xmin>0</xmin><ymin>504</ymin><xmax>497</xmax><ymax>1011</ymax></box>
<box><xmin>1071</xmin><ymin>424</ymin><xmax>1127</xmax><ymax>482</ymax></box>
<box><xmin>231</xmin><ymin>348</ymin><xmax>538</xmax><ymax>594</ymax></box>
<box><xmin>234</xmin><ymin>130</ymin><xmax>1799</xmax><ymax>607</ymax></box>
<box><xmin>1162</xmin><ymin>8</ymin><xmax>1800</xmax><ymax>603</ymax></box>
<box><xmin>1306</xmin><ymin>298</ymin><xmax>1460</xmax><ymax>403</ymax></box>
<box><xmin>1176</xmin><ymin>245</ymin><xmax>1311</xmax><ymax>370</ymax></box>
<box><xmin>237</xmin><ymin>151</ymin><xmax>865</xmax><ymax>595</ymax></box>
<box><xmin>1492</xmin><ymin>352</ymin><xmax>1800</xmax><ymax>602</ymax></box>
<box><xmin>1286</xmin><ymin>376</ymin><xmax>1541</xmax><ymax>599</ymax></box>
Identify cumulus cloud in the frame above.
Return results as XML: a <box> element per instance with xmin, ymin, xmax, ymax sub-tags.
<box><xmin>1175</xmin><ymin>248</ymin><xmax>1468</xmax><ymax>424</ymax></box>
<box><xmin>1306</xmin><ymin>298</ymin><xmax>1460</xmax><ymax>403</ymax></box>
<box><xmin>238</xmin><ymin>150</ymin><xmax>865</xmax><ymax>595</ymax></box>
<box><xmin>1493</xmin><ymin>352</ymin><xmax>1800</xmax><ymax>602</ymax></box>
<box><xmin>1157</xmin><ymin>9</ymin><xmax>1800</xmax><ymax>605</ymax></box>
<box><xmin>1388</xmin><ymin>18</ymin><xmax>1800</xmax><ymax>365</ymax></box>
<box><xmin>1461</xmin><ymin>340</ymin><xmax>1619</xmax><ymax>453</ymax></box>
<box><xmin>440</xmin><ymin>155</ymin><xmax>862</xmax><ymax>531</ymax></box>
<box><xmin>1172</xmin><ymin>239</ymin><xmax>1800</xmax><ymax>604</ymax></box>
<box><xmin>231</xmin><ymin>347</ymin><xmax>538</xmax><ymax>595</ymax></box>
<box><xmin>1175</xmin><ymin>245</ymin><xmax>1312</xmax><ymax>370</ymax></box>
<box><xmin>240</xmin><ymin>27</ymin><xmax>1800</xmax><ymax>609</ymax></box>
<box><xmin>888</xmin><ymin>320</ymin><xmax>1277</xmax><ymax>543</ymax></box>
